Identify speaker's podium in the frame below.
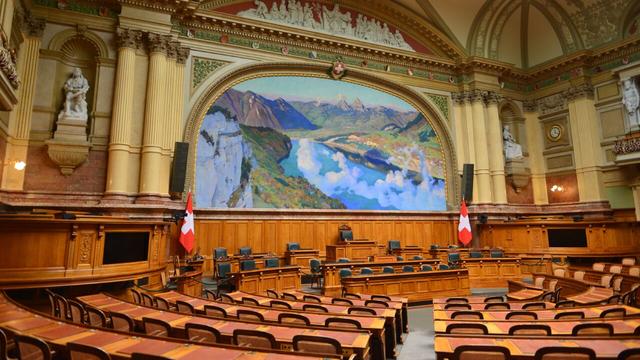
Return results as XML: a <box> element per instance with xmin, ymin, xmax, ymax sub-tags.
<box><xmin>326</xmin><ymin>226</ymin><xmax>379</xmax><ymax>262</ymax></box>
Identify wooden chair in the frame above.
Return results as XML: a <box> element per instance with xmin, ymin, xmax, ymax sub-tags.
<box><xmin>85</xmin><ymin>306</ymin><xmax>108</xmax><ymax>328</ymax></box>
<box><xmin>175</xmin><ymin>300</ymin><xmax>195</xmax><ymax>314</ymax></box>
<box><xmin>348</xmin><ymin>306</ymin><xmax>376</xmax><ymax>315</ymax></box>
<box><xmin>343</xmin><ymin>293</ymin><xmax>361</xmax><ymax>300</ymax></box>
<box><xmin>140</xmin><ymin>293</ymin><xmax>155</xmax><ymax>307</ymax></box>
<box><xmin>325</xmin><ymin>317</ymin><xmax>361</xmax><ymax>329</ymax></box>
<box><xmin>53</xmin><ymin>294</ymin><xmax>69</xmax><ymax>320</ymax></box>
<box><xmin>266</xmin><ymin>289</ymin><xmax>279</xmax><ymax>299</ymax></box>
<box><xmin>278</xmin><ymin>313</ymin><xmax>310</xmax><ymax>326</ymax></box>
<box><xmin>505</xmin><ymin>311</ymin><xmax>538</xmax><ymax>320</ymax></box>
<box><xmin>331</xmin><ymin>298</ymin><xmax>353</xmax><ymax>306</ymax></box>
<box><xmin>445</xmin><ymin>303</ymin><xmax>471</xmax><ymax>310</ymax></box>
<box><xmin>142</xmin><ymin>317</ymin><xmax>171</xmax><ymax>337</ymax></box>
<box><xmin>571</xmin><ymin>323</ymin><xmax>614</xmax><ymax>336</ymax></box>
<box><xmin>483</xmin><ymin>296</ymin><xmax>504</xmax><ymax>303</ymax></box>
<box><xmin>204</xmin><ymin>304</ymin><xmax>227</xmax><ymax>318</ymax></box>
<box><xmin>130</xmin><ymin>288</ymin><xmax>142</xmax><ymax>304</ymax></box>
<box><xmin>270</xmin><ymin>300</ymin><xmax>292</xmax><ymax>309</ymax></box>
<box><xmin>508</xmin><ymin>324</ymin><xmax>551</xmax><ymax>335</ymax></box>
<box><xmin>451</xmin><ymin>311</ymin><xmax>483</xmax><ymax>320</ymax></box>
<box><xmin>600</xmin><ymin>307</ymin><xmax>626</xmax><ymax>318</ymax></box>
<box><xmin>371</xmin><ymin>295</ymin><xmax>391</xmax><ymax>301</ymax></box>
<box><xmin>452</xmin><ymin>345</ymin><xmax>510</xmax><ymax>360</ymax></box>
<box><xmin>603</xmin><ymin>294</ymin><xmax>621</xmax><ymax>305</ymax></box>
<box><xmin>533</xmin><ymin>346</ymin><xmax>595</xmax><ymax>360</ymax></box>
<box><xmin>68</xmin><ymin>299</ymin><xmax>86</xmax><ymax>324</ymax></box>
<box><xmin>619</xmin><ymin>348</ymin><xmax>640</xmax><ymax>360</ymax></box>
<box><xmin>281</xmin><ymin>292</ymin><xmax>298</xmax><ymax>301</ymax></box>
<box><xmin>365</xmin><ymin>299</ymin><xmax>388</xmax><ymax>308</ymax></box>
<box><xmin>303</xmin><ymin>304</ymin><xmax>328</xmax><ymax>313</ymax></box>
<box><xmin>292</xmin><ymin>335</ymin><xmax>342</xmax><ymax>356</ymax></box>
<box><xmin>522</xmin><ymin>302</ymin><xmax>547</xmax><ymax>310</ymax></box>
<box><xmin>445</xmin><ymin>323</ymin><xmax>488</xmax><ymax>334</ymax></box>
<box><xmin>445</xmin><ymin>297</ymin><xmax>469</xmax><ymax>304</ymax></box>
<box><xmin>110</xmin><ymin>312</ymin><xmax>135</xmax><ymax>332</ymax></box>
<box><xmin>218</xmin><ymin>293</ymin><xmax>235</xmax><ymax>304</ymax></box>
<box><xmin>237</xmin><ymin>309</ymin><xmax>264</xmax><ymax>322</ymax></box>
<box><xmin>154</xmin><ymin>297</ymin><xmax>171</xmax><ymax>311</ymax></box>
<box><xmin>204</xmin><ymin>289</ymin><xmax>217</xmax><ymax>300</ymax></box>
<box><xmin>554</xmin><ymin>300</ymin><xmax>575</xmax><ymax>308</ymax></box>
<box><xmin>484</xmin><ymin>302</ymin><xmax>510</xmax><ymax>310</ymax></box>
<box><xmin>67</xmin><ymin>342</ymin><xmax>111</xmax><ymax>360</ymax></box>
<box><xmin>233</xmin><ymin>329</ymin><xmax>277</xmax><ymax>349</ymax></box>
<box><xmin>131</xmin><ymin>353</ymin><xmax>171</xmax><ymax>360</ymax></box>
<box><xmin>303</xmin><ymin>295</ymin><xmax>321</xmax><ymax>303</ymax></box>
<box><xmin>0</xmin><ymin>328</ymin><xmax>16</xmax><ymax>360</ymax></box>
<box><xmin>241</xmin><ymin>297</ymin><xmax>260</xmax><ymax>306</ymax></box>
<box><xmin>554</xmin><ymin>311</ymin><xmax>585</xmax><ymax>320</ymax></box>
<box><xmin>44</xmin><ymin>289</ymin><xmax>58</xmax><ymax>317</ymax></box>
<box><xmin>622</xmin><ymin>257</ymin><xmax>637</xmax><ymax>266</ymax></box>
<box><xmin>14</xmin><ymin>334</ymin><xmax>53</xmax><ymax>360</ymax></box>
<box><xmin>185</xmin><ymin>323</ymin><xmax>220</xmax><ymax>344</ymax></box>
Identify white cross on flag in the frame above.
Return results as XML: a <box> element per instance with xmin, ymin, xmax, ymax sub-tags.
<box><xmin>179</xmin><ymin>191</ymin><xmax>195</xmax><ymax>253</ymax></box>
<box><xmin>458</xmin><ymin>200</ymin><xmax>472</xmax><ymax>246</ymax></box>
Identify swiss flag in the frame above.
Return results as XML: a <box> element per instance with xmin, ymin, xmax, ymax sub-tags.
<box><xmin>179</xmin><ymin>192</ymin><xmax>195</xmax><ymax>253</ymax></box>
<box><xmin>458</xmin><ymin>200</ymin><xmax>472</xmax><ymax>246</ymax></box>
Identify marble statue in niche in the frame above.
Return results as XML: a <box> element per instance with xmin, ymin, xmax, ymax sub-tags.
<box><xmin>503</xmin><ymin>125</ymin><xmax>523</xmax><ymax>160</ymax></box>
<box><xmin>237</xmin><ymin>0</ymin><xmax>414</xmax><ymax>51</ymax></box>
<box><xmin>622</xmin><ymin>78</ymin><xmax>640</xmax><ymax>131</ymax></box>
<box><xmin>59</xmin><ymin>67</ymin><xmax>90</xmax><ymax>121</ymax></box>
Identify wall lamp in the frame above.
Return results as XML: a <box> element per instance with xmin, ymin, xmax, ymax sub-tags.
<box><xmin>550</xmin><ymin>184</ymin><xmax>564</xmax><ymax>192</ymax></box>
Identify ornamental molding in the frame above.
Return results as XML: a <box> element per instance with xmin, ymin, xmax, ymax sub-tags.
<box><xmin>522</xmin><ymin>100</ymin><xmax>537</xmax><ymax>113</ymax></box>
<box><xmin>146</xmin><ymin>33</ymin><xmax>172</xmax><ymax>54</ymax></box>
<box><xmin>564</xmin><ymin>83</ymin><xmax>594</xmax><ymax>101</ymax></box>
<box><xmin>536</xmin><ymin>93</ymin><xmax>567</xmax><ymax>115</ymax></box>
<box><xmin>177</xmin><ymin>46</ymin><xmax>190</xmax><ymax>64</ymax></box>
<box><xmin>116</xmin><ymin>28</ymin><xmax>143</xmax><ymax>50</ymax></box>
<box><xmin>22</xmin><ymin>16</ymin><xmax>46</xmax><ymax>38</ymax></box>
<box><xmin>191</xmin><ymin>57</ymin><xmax>228</xmax><ymax>90</ymax></box>
<box><xmin>614</xmin><ymin>135</ymin><xmax>640</xmax><ymax>155</ymax></box>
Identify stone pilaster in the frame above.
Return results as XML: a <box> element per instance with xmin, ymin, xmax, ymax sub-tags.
<box><xmin>565</xmin><ymin>83</ymin><xmax>607</xmax><ymax>202</ymax></box>
<box><xmin>451</xmin><ymin>92</ymin><xmax>467</xmax><ymax>174</ymax></box>
<box><xmin>1</xmin><ymin>17</ymin><xmax>44</xmax><ymax>190</ymax></box>
<box><xmin>174</xmin><ymin>46</ymin><xmax>189</xmax><ymax>145</ymax></box>
<box><xmin>523</xmin><ymin>100</ymin><xmax>548</xmax><ymax>204</ymax></box>
<box><xmin>484</xmin><ymin>91</ymin><xmax>507</xmax><ymax>204</ymax></box>
<box><xmin>138</xmin><ymin>33</ymin><xmax>171</xmax><ymax>200</ymax></box>
<box><xmin>104</xmin><ymin>28</ymin><xmax>142</xmax><ymax>198</ymax></box>
<box><xmin>159</xmin><ymin>41</ymin><xmax>179</xmax><ymax>195</ymax></box>
<box><xmin>469</xmin><ymin>90</ymin><xmax>492</xmax><ymax>203</ymax></box>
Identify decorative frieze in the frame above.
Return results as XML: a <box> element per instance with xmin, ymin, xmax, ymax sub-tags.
<box><xmin>536</xmin><ymin>93</ymin><xmax>566</xmax><ymax>115</ymax></box>
<box><xmin>522</xmin><ymin>100</ymin><xmax>537</xmax><ymax>113</ymax></box>
<box><xmin>564</xmin><ymin>83</ymin><xmax>595</xmax><ymax>101</ymax></box>
<box><xmin>614</xmin><ymin>136</ymin><xmax>640</xmax><ymax>155</ymax></box>
<box><xmin>116</xmin><ymin>28</ymin><xmax>143</xmax><ymax>50</ymax></box>
<box><xmin>0</xmin><ymin>37</ymin><xmax>19</xmax><ymax>89</ymax></box>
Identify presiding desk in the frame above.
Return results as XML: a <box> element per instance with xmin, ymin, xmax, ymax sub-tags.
<box><xmin>460</xmin><ymin>257</ymin><xmax>522</xmax><ymax>288</ymax></box>
<box><xmin>0</xmin><ymin>293</ymin><xmax>338</xmax><ymax>360</ymax></box>
<box><xmin>169</xmin><ymin>270</ymin><xmax>202</xmax><ymax>297</ymax></box>
<box><xmin>285</xmin><ymin>249</ymin><xmax>320</xmax><ymax>271</ymax></box>
<box><xmin>229</xmin><ymin>265</ymin><xmax>301</xmax><ymax>294</ymax></box>
<box><xmin>321</xmin><ymin>259</ymin><xmax>440</xmax><ymax>297</ymax></box>
<box><xmin>341</xmin><ymin>269</ymin><xmax>470</xmax><ymax>303</ymax></box>
<box><xmin>326</xmin><ymin>240</ymin><xmax>380</xmax><ymax>262</ymax></box>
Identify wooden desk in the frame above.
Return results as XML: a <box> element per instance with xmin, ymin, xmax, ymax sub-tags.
<box><xmin>432</xmin><ymin>301</ymin><xmax>555</xmax><ymax>311</ymax></box>
<box><xmin>229</xmin><ymin>266</ymin><xmax>302</xmax><ymax>294</ymax></box>
<box><xmin>370</xmin><ymin>255</ymin><xmax>397</xmax><ymax>262</ymax></box>
<box><xmin>434</xmin><ymin>334</ymin><xmax>640</xmax><ymax>360</ymax></box>
<box><xmin>390</xmin><ymin>247</ymin><xmax>424</xmax><ymax>259</ymax></box>
<box><xmin>341</xmin><ymin>269</ymin><xmax>470</xmax><ymax>303</ymax></box>
<box><xmin>567</xmin><ymin>267</ymin><xmax>640</xmax><ymax>293</ymax></box>
<box><xmin>432</xmin><ymin>304</ymin><xmax>640</xmax><ymax>320</ymax></box>
<box><xmin>509</xmin><ymin>273</ymin><xmax>601</xmax><ymax>298</ymax></box>
<box><xmin>79</xmin><ymin>293</ymin><xmax>370</xmax><ymax>360</ymax></box>
<box><xmin>516</xmin><ymin>255</ymin><xmax>553</xmax><ymax>276</ymax></box>
<box><xmin>155</xmin><ymin>291</ymin><xmax>391</xmax><ymax>360</ymax></box>
<box><xmin>326</xmin><ymin>241</ymin><xmax>379</xmax><ymax>262</ymax></box>
<box><xmin>434</xmin><ymin>317</ymin><xmax>640</xmax><ymax>335</ymax></box>
<box><xmin>321</xmin><ymin>259</ymin><xmax>440</xmax><ymax>297</ymax></box>
<box><xmin>429</xmin><ymin>248</ymin><xmax>492</xmax><ymax>263</ymax></box>
<box><xmin>285</xmin><ymin>249</ymin><xmax>320</xmax><ymax>271</ymax></box>
<box><xmin>460</xmin><ymin>257</ymin><xmax>522</xmax><ymax>288</ymax></box>
<box><xmin>170</xmin><ymin>271</ymin><xmax>202</xmax><ymax>297</ymax></box>
<box><xmin>0</xmin><ymin>293</ymin><xmax>338</xmax><ymax>360</ymax></box>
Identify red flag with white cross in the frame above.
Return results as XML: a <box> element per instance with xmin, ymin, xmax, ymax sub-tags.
<box><xmin>179</xmin><ymin>192</ymin><xmax>195</xmax><ymax>253</ymax></box>
<box><xmin>458</xmin><ymin>200</ymin><xmax>472</xmax><ymax>246</ymax></box>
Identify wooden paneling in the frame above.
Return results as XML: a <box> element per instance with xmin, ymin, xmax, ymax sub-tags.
<box><xmin>460</xmin><ymin>258</ymin><xmax>522</xmax><ymax>288</ymax></box>
<box><xmin>230</xmin><ymin>266</ymin><xmax>302</xmax><ymax>294</ymax></box>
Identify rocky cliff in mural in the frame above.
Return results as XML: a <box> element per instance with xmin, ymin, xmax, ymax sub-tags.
<box><xmin>196</xmin><ymin>107</ymin><xmax>254</xmax><ymax>208</ymax></box>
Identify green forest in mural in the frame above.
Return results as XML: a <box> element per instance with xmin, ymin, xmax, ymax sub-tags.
<box><xmin>196</xmin><ymin>76</ymin><xmax>446</xmax><ymax>210</ymax></box>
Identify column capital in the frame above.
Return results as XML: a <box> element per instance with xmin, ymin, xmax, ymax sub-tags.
<box><xmin>116</xmin><ymin>28</ymin><xmax>143</xmax><ymax>50</ymax></box>
<box><xmin>451</xmin><ymin>92</ymin><xmax>467</xmax><ymax>104</ymax></box>
<box><xmin>468</xmin><ymin>89</ymin><xmax>484</xmax><ymax>103</ymax></box>
<box><xmin>483</xmin><ymin>91</ymin><xmax>501</xmax><ymax>105</ymax></box>
<box><xmin>146</xmin><ymin>33</ymin><xmax>172</xmax><ymax>55</ymax></box>
<box><xmin>177</xmin><ymin>46</ymin><xmax>190</xmax><ymax>64</ymax></box>
<box><xmin>522</xmin><ymin>100</ymin><xmax>537</xmax><ymax>113</ymax></box>
<box><xmin>564</xmin><ymin>83</ymin><xmax>594</xmax><ymax>101</ymax></box>
<box><xmin>22</xmin><ymin>17</ymin><xmax>46</xmax><ymax>38</ymax></box>
<box><xmin>166</xmin><ymin>41</ymin><xmax>179</xmax><ymax>60</ymax></box>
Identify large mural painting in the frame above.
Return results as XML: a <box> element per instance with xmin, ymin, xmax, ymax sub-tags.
<box><xmin>195</xmin><ymin>76</ymin><xmax>446</xmax><ymax>211</ymax></box>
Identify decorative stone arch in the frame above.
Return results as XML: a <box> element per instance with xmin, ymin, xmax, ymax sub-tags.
<box><xmin>183</xmin><ymin>62</ymin><xmax>460</xmax><ymax>210</ymax></box>
<box><xmin>48</xmin><ymin>29</ymin><xmax>110</xmax><ymax>60</ymax></box>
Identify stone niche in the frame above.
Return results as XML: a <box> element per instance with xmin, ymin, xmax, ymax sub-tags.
<box><xmin>45</xmin><ymin>35</ymin><xmax>97</xmax><ymax>175</ymax></box>
<box><xmin>500</xmin><ymin>101</ymin><xmax>531</xmax><ymax>192</ymax></box>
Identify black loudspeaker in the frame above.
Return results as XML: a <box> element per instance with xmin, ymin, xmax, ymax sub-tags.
<box><xmin>479</xmin><ymin>214</ymin><xmax>488</xmax><ymax>224</ymax></box>
<box><xmin>461</xmin><ymin>163</ymin><xmax>474</xmax><ymax>203</ymax></box>
<box><xmin>169</xmin><ymin>142</ymin><xmax>189</xmax><ymax>196</ymax></box>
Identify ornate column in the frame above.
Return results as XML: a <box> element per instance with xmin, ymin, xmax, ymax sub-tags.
<box><xmin>451</xmin><ymin>92</ymin><xmax>467</xmax><ymax>174</ymax></box>
<box><xmin>523</xmin><ymin>100</ymin><xmax>548</xmax><ymax>204</ymax></box>
<box><xmin>173</xmin><ymin>47</ymin><xmax>188</xmax><ymax>147</ymax></box>
<box><xmin>469</xmin><ymin>90</ymin><xmax>493</xmax><ymax>203</ymax></box>
<box><xmin>138</xmin><ymin>33</ymin><xmax>170</xmax><ymax>201</ymax></box>
<box><xmin>159</xmin><ymin>41</ymin><xmax>178</xmax><ymax>195</ymax></box>
<box><xmin>565</xmin><ymin>83</ymin><xmax>607</xmax><ymax>203</ymax></box>
<box><xmin>1</xmin><ymin>17</ymin><xmax>45</xmax><ymax>190</ymax></box>
<box><xmin>484</xmin><ymin>92</ymin><xmax>507</xmax><ymax>204</ymax></box>
<box><xmin>104</xmin><ymin>28</ymin><xmax>141</xmax><ymax>198</ymax></box>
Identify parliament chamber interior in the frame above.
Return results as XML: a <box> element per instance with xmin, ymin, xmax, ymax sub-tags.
<box><xmin>1</xmin><ymin>0</ymin><xmax>640</xmax><ymax>359</ymax></box>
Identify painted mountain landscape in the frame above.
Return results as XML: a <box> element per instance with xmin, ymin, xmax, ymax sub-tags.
<box><xmin>196</xmin><ymin>76</ymin><xmax>446</xmax><ymax>211</ymax></box>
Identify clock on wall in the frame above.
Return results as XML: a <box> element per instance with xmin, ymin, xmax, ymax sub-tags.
<box><xmin>547</xmin><ymin>124</ymin><xmax>563</xmax><ymax>142</ymax></box>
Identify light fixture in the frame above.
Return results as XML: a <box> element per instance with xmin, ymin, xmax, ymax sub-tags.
<box><xmin>550</xmin><ymin>184</ymin><xmax>564</xmax><ymax>192</ymax></box>
<box><xmin>14</xmin><ymin>161</ymin><xmax>26</xmax><ymax>171</ymax></box>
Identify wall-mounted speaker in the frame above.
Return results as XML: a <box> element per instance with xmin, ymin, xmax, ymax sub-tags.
<box><xmin>461</xmin><ymin>163</ymin><xmax>474</xmax><ymax>203</ymax></box>
<box><xmin>479</xmin><ymin>214</ymin><xmax>488</xmax><ymax>224</ymax></box>
<box><xmin>169</xmin><ymin>142</ymin><xmax>189</xmax><ymax>197</ymax></box>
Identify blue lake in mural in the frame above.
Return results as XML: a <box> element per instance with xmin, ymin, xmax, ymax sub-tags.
<box><xmin>195</xmin><ymin>76</ymin><xmax>446</xmax><ymax>211</ymax></box>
